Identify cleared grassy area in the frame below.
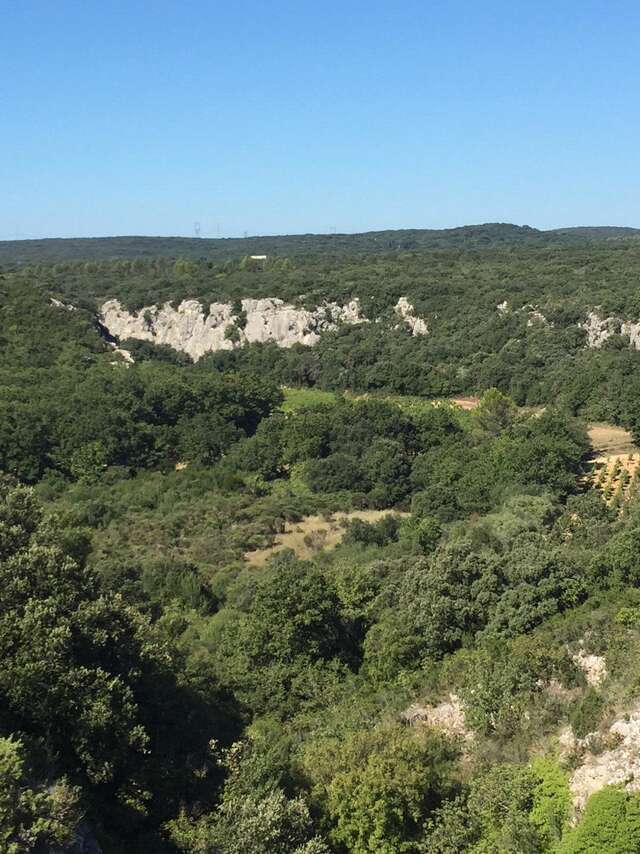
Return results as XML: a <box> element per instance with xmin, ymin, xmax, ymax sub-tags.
<box><xmin>280</xmin><ymin>387</ymin><xmax>341</xmax><ymax>411</ymax></box>
<box><xmin>281</xmin><ymin>386</ymin><xmax>477</xmax><ymax>419</ymax></box>
<box><xmin>244</xmin><ymin>509</ymin><xmax>408</xmax><ymax>565</ymax></box>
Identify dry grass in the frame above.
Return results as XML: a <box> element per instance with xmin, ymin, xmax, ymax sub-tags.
<box><xmin>244</xmin><ymin>509</ymin><xmax>408</xmax><ymax>566</ymax></box>
<box><xmin>448</xmin><ymin>396</ymin><xmax>480</xmax><ymax>410</ymax></box>
<box><xmin>587</xmin><ymin>424</ymin><xmax>640</xmax><ymax>507</ymax></box>
<box><xmin>588</xmin><ymin>423</ymin><xmax>637</xmax><ymax>458</ymax></box>
<box><xmin>591</xmin><ymin>453</ymin><xmax>640</xmax><ymax>506</ymax></box>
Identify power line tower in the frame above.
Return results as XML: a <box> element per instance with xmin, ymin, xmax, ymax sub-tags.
<box><xmin>194</xmin><ymin>221</ymin><xmax>201</xmax><ymax>238</ymax></box>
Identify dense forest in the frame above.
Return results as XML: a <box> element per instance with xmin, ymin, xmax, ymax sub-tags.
<box><xmin>3</xmin><ymin>232</ymin><xmax>640</xmax><ymax>852</ymax></box>
<box><xmin>7</xmin><ymin>236</ymin><xmax>640</xmax><ymax>423</ymax></box>
<box><xmin>2</xmin><ymin>221</ymin><xmax>640</xmax><ymax>266</ymax></box>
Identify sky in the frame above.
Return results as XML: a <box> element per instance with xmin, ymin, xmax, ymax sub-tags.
<box><xmin>1</xmin><ymin>0</ymin><xmax>639</xmax><ymax>239</ymax></box>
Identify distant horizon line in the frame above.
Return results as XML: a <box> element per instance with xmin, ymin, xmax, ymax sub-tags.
<box><xmin>2</xmin><ymin>222</ymin><xmax>640</xmax><ymax>243</ymax></box>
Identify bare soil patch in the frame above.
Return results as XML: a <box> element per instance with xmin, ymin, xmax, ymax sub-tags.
<box><xmin>588</xmin><ymin>423</ymin><xmax>637</xmax><ymax>458</ymax></box>
<box><xmin>449</xmin><ymin>396</ymin><xmax>480</xmax><ymax>410</ymax></box>
<box><xmin>587</xmin><ymin>424</ymin><xmax>640</xmax><ymax>506</ymax></box>
<box><xmin>244</xmin><ymin>509</ymin><xmax>408</xmax><ymax>566</ymax></box>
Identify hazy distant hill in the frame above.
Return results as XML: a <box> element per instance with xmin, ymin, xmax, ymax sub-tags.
<box><xmin>2</xmin><ymin>222</ymin><xmax>640</xmax><ymax>265</ymax></box>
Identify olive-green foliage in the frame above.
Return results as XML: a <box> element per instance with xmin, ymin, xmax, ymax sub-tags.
<box><xmin>382</xmin><ymin>523</ymin><xmax>585</xmax><ymax>668</ymax></box>
<box><xmin>8</xmin><ymin>248</ymin><xmax>640</xmax><ymax>852</ymax></box>
<box><xmin>597</xmin><ymin>526</ymin><xmax>640</xmax><ymax>586</ymax></box>
<box><xmin>343</xmin><ymin>515</ymin><xmax>403</xmax><ymax>548</ymax></box>
<box><xmin>207</xmin><ymin>555</ymin><xmax>357</xmax><ymax>717</ymax></box>
<box><xmin>168</xmin><ymin>721</ymin><xmax>329</xmax><ymax>853</ymax></box>
<box><xmin>444</xmin><ymin>633</ymin><xmax>579</xmax><ymax>739</ymax></box>
<box><xmin>557</xmin><ymin>786</ymin><xmax>640</xmax><ymax>854</ymax></box>
<box><xmin>169</xmin><ymin>789</ymin><xmax>329</xmax><ymax>854</ymax></box>
<box><xmin>0</xmin><ymin>736</ymin><xmax>81</xmax><ymax>853</ymax></box>
<box><xmin>473</xmin><ymin>388</ymin><xmax>518</xmax><ymax>436</ymax></box>
<box><xmin>570</xmin><ymin>689</ymin><xmax>606</xmax><ymax>739</ymax></box>
<box><xmin>0</xmin><ymin>480</ymin><xmax>231</xmax><ymax>849</ymax></box>
<box><xmin>0</xmin><ymin>359</ymin><xmax>282</xmax><ymax>482</ymax></box>
<box><xmin>10</xmin><ymin>240</ymin><xmax>640</xmax><ymax>417</ymax></box>
<box><xmin>421</xmin><ymin>758</ymin><xmax>570</xmax><ymax>853</ymax></box>
<box><xmin>241</xmin><ymin>398</ymin><xmax>587</xmax><ymax>518</ymax></box>
<box><xmin>5</xmin><ymin>222</ymin><xmax>638</xmax><ymax>266</ymax></box>
<box><xmin>304</xmin><ymin>724</ymin><xmax>458</xmax><ymax>854</ymax></box>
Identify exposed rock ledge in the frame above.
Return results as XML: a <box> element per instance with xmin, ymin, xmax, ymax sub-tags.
<box><xmin>395</xmin><ymin>296</ymin><xmax>428</xmax><ymax>336</ymax></box>
<box><xmin>563</xmin><ymin>699</ymin><xmax>640</xmax><ymax>813</ymax></box>
<box><xmin>100</xmin><ymin>296</ymin><xmax>427</xmax><ymax>361</ymax></box>
<box><xmin>582</xmin><ymin>310</ymin><xmax>640</xmax><ymax>349</ymax></box>
<box><xmin>401</xmin><ymin>694</ymin><xmax>472</xmax><ymax>743</ymax></box>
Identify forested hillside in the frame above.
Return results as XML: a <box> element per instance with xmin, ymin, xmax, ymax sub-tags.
<box><xmin>2</xmin><ymin>221</ymin><xmax>640</xmax><ymax>265</ymax></box>
<box><xmin>7</xmin><ymin>241</ymin><xmax>640</xmax><ymax>422</ymax></box>
<box><xmin>4</xmin><ymin>239</ymin><xmax>640</xmax><ymax>852</ymax></box>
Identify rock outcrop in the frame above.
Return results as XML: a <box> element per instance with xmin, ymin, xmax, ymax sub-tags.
<box><xmin>401</xmin><ymin>694</ymin><xmax>471</xmax><ymax>742</ymax></box>
<box><xmin>581</xmin><ymin>310</ymin><xmax>640</xmax><ymax>349</ymax></box>
<box><xmin>394</xmin><ymin>297</ymin><xmax>429</xmax><ymax>336</ymax></box>
<box><xmin>101</xmin><ymin>296</ymin><xmax>428</xmax><ymax>361</ymax></box>
<box><xmin>572</xmin><ymin>648</ymin><xmax>607</xmax><ymax>688</ymax></box>
<box><xmin>50</xmin><ymin>297</ymin><xmax>77</xmax><ymax>312</ymax></box>
<box><xmin>566</xmin><ymin>700</ymin><xmax>640</xmax><ymax>812</ymax></box>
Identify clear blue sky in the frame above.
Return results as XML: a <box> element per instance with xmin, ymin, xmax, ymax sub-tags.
<box><xmin>2</xmin><ymin>0</ymin><xmax>639</xmax><ymax>239</ymax></box>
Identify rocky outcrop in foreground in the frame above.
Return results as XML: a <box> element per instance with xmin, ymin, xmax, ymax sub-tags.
<box><xmin>564</xmin><ymin>700</ymin><xmax>640</xmax><ymax>812</ymax></box>
<box><xmin>100</xmin><ymin>296</ymin><xmax>428</xmax><ymax>361</ymax></box>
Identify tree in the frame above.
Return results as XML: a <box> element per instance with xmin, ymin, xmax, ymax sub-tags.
<box><xmin>307</xmin><ymin>453</ymin><xmax>366</xmax><ymax>493</ymax></box>
<box><xmin>557</xmin><ymin>786</ymin><xmax>640</xmax><ymax>854</ymax></box>
<box><xmin>0</xmin><ymin>480</ymin><xmax>225</xmax><ymax>846</ymax></box>
<box><xmin>0</xmin><ymin>736</ymin><xmax>81</xmax><ymax>853</ymax></box>
<box><xmin>168</xmin><ymin>733</ymin><xmax>329</xmax><ymax>854</ymax></box>
<box><xmin>321</xmin><ymin>725</ymin><xmax>458</xmax><ymax>854</ymax></box>
<box><xmin>169</xmin><ymin>790</ymin><xmax>329</xmax><ymax>854</ymax></box>
<box><xmin>597</xmin><ymin>527</ymin><xmax>640</xmax><ymax>587</ymax></box>
<box><xmin>70</xmin><ymin>440</ymin><xmax>108</xmax><ymax>482</ymax></box>
<box><xmin>398</xmin><ymin>545</ymin><xmax>502</xmax><ymax>658</ymax></box>
<box><xmin>213</xmin><ymin>558</ymin><xmax>355</xmax><ymax>716</ymax></box>
<box><xmin>474</xmin><ymin>388</ymin><xmax>517</xmax><ymax>436</ymax></box>
<box><xmin>361</xmin><ymin>439</ymin><xmax>411</xmax><ymax>506</ymax></box>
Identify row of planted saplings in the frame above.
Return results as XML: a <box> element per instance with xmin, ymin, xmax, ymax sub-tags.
<box><xmin>595</xmin><ymin>454</ymin><xmax>640</xmax><ymax>507</ymax></box>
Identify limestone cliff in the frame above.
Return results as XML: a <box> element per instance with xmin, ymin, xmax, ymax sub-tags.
<box><xmin>100</xmin><ymin>296</ymin><xmax>428</xmax><ymax>361</ymax></box>
<box><xmin>582</xmin><ymin>310</ymin><xmax>640</xmax><ymax>349</ymax></box>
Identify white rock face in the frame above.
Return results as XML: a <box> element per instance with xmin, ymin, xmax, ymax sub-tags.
<box><xmin>394</xmin><ymin>297</ymin><xmax>428</xmax><ymax>336</ymax></box>
<box><xmin>401</xmin><ymin>694</ymin><xmax>471</xmax><ymax>742</ymax></box>
<box><xmin>573</xmin><ymin>649</ymin><xmax>607</xmax><ymax>688</ymax></box>
<box><xmin>582</xmin><ymin>311</ymin><xmax>619</xmax><ymax>348</ymax></box>
<box><xmin>101</xmin><ymin>299</ymin><xmax>237</xmax><ymax>360</ymax></box>
<box><xmin>581</xmin><ymin>310</ymin><xmax>640</xmax><ymax>349</ymax></box>
<box><xmin>240</xmin><ymin>297</ymin><xmax>365</xmax><ymax>348</ymax></box>
<box><xmin>101</xmin><ymin>296</ymin><xmax>425</xmax><ymax>360</ymax></box>
<box><xmin>569</xmin><ymin>700</ymin><xmax>640</xmax><ymax>812</ymax></box>
<box><xmin>100</xmin><ymin>297</ymin><xmax>367</xmax><ymax>361</ymax></box>
<box><xmin>526</xmin><ymin>308</ymin><xmax>550</xmax><ymax>327</ymax></box>
<box><xmin>50</xmin><ymin>297</ymin><xmax>76</xmax><ymax>311</ymax></box>
<box><xmin>495</xmin><ymin>301</ymin><xmax>549</xmax><ymax>326</ymax></box>
<box><xmin>110</xmin><ymin>346</ymin><xmax>135</xmax><ymax>364</ymax></box>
